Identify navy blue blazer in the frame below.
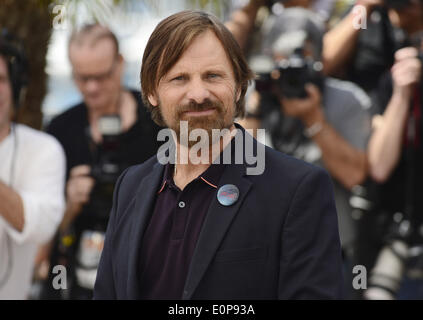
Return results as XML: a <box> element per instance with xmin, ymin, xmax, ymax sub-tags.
<box><xmin>93</xmin><ymin>125</ymin><xmax>344</xmax><ymax>299</ymax></box>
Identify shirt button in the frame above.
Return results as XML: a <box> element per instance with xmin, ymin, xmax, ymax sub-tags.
<box><xmin>178</xmin><ymin>201</ymin><xmax>186</xmax><ymax>208</ymax></box>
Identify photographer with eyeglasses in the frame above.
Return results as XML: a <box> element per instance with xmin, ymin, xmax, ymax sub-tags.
<box><xmin>39</xmin><ymin>24</ymin><xmax>162</xmax><ymax>300</ymax></box>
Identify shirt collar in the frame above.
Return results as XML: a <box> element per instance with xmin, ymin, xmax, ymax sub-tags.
<box><xmin>157</xmin><ymin>161</ymin><xmax>225</xmax><ymax>194</ymax></box>
<box><xmin>157</xmin><ymin>126</ymin><xmax>241</xmax><ymax>194</ymax></box>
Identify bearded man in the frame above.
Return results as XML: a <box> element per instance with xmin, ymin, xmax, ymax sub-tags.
<box><xmin>93</xmin><ymin>10</ymin><xmax>344</xmax><ymax>300</ymax></box>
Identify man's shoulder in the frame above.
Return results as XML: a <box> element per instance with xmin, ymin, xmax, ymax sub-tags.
<box><xmin>108</xmin><ymin>155</ymin><xmax>160</xmax><ymax>218</ymax></box>
<box><xmin>258</xmin><ymin>145</ymin><xmax>333</xmax><ymax>207</ymax></box>
<box><xmin>324</xmin><ymin>77</ymin><xmax>372</xmax><ymax>111</ymax></box>
<box><xmin>15</xmin><ymin>123</ymin><xmax>64</xmax><ymax>156</ymax></box>
<box><xmin>127</xmin><ymin>155</ymin><xmax>158</xmax><ymax>174</ymax></box>
<box><xmin>47</xmin><ymin>103</ymin><xmax>86</xmax><ymax>133</ymax></box>
<box><xmin>263</xmin><ymin>144</ymin><xmax>325</xmax><ymax>180</ymax></box>
<box><xmin>118</xmin><ymin>155</ymin><xmax>159</xmax><ymax>189</ymax></box>
<box><xmin>237</xmin><ymin>124</ymin><xmax>326</xmax><ymax>183</ymax></box>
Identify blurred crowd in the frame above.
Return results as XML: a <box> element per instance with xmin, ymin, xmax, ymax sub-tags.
<box><xmin>0</xmin><ymin>0</ymin><xmax>423</xmax><ymax>300</ymax></box>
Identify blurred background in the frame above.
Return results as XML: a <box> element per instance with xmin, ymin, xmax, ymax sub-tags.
<box><xmin>0</xmin><ymin>0</ymin><xmax>239</xmax><ymax>127</ymax></box>
<box><xmin>1</xmin><ymin>0</ymin><xmax>423</xmax><ymax>300</ymax></box>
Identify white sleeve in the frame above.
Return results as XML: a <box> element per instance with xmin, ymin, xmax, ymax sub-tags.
<box><xmin>4</xmin><ymin>135</ymin><xmax>66</xmax><ymax>245</ymax></box>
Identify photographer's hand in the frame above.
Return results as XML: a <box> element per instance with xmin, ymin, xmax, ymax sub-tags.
<box><xmin>368</xmin><ymin>47</ymin><xmax>422</xmax><ymax>183</ymax></box>
<box><xmin>392</xmin><ymin>47</ymin><xmax>422</xmax><ymax>96</ymax></box>
<box><xmin>0</xmin><ymin>180</ymin><xmax>24</xmax><ymax>232</ymax></box>
<box><xmin>323</xmin><ymin>0</ymin><xmax>383</xmax><ymax>76</ymax></box>
<box><xmin>225</xmin><ymin>0</ymin><xmax>266</xmax><ymax>50</ymax></box>
<box><xmin>280</xmin><ymin>84</ymin><xmax>324</xmax><ymax>127</ymax></box>
<box><xmin>281</xmin><ymin>84</ymin><xmax>367</xmax><ymax>189</ymax></box>
<box><xmin>60</xmin><ymin>165</ymin><xmax>95</xmax><ymax>232</ymax></box>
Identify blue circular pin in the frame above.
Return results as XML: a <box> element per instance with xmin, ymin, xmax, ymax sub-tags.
<box><xmin>217</xmin><ymin>184</ymin><xmax>239</xmax><ymax>206</ymax></box>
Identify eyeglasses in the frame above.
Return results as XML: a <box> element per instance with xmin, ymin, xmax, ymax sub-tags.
<box><xmin>72</xmin><ymin>58</ymin><xmax>118</xmax><ymax>84</ymax></box>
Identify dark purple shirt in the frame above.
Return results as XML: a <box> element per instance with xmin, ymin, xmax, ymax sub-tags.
<box><xmin>138</xmin><ymin>161</ymin><xmax>226</xmax><ymax>299</ymax></box>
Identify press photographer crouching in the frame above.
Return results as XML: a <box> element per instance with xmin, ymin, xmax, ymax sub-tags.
<box><xmin>39</xmin><ymin>24</ymin><xmax>162</xmax><ymax>299</ymax></box>
<box><xmin>239</xmin><ymin>8</ymin><xmax>372</xmax><ymax>297</ymax></box>
<box><xmin>366</xmin><ymin>32</ymin><xmax>423</xmax><ymax>299</ymax></box>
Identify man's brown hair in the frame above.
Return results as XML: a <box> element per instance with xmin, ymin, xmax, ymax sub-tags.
<box><xmin>140</xmin><ymin>10</ymin><xmax>254</xmax><ymax>126</ymax></box>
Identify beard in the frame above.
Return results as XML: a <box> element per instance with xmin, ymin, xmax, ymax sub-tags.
<box><xmin>161</xmin><ymin>98</ymin><xmax>234</xmax><ymax>148</ymax></box>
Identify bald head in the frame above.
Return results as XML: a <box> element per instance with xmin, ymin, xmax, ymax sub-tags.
<box><xmin>68</xmin><ymin>24</ymin><xmax>124</xmax><ymax>112</ymax></box>
<box><xmin>69</xmin><ymin>24</ymin><xmax>119</xmax><ymax>57</ymax></box>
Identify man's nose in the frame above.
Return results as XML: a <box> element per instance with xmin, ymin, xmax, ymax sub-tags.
<box><xmin>84</xmin><ymin>79</ymin><xmax>100</xmax><ymax>93</ymax></box>
<box><xmin>185</xmin><ymin>78</ymin><xmax>210</xmax><ymax>104</ymax></box>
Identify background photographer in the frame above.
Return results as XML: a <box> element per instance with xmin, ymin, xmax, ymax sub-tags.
<box><xmin>226</xmin><ymin>0</ymin><xmax>315</xmax><ymax>51</ymax></box>
<box><xmin>365</xmin><ymin>38</ymin><xmax>423</xmax><ymax>299</ymax></box>
<box><xmin>0</xmin><ymin>31</ymin><xmax>65</xmax><ymax>299</ymax></box>
<box><xmin>40</xmin><ymin>24</ymin><xmax>161</xmax><ymax>300</ymax></box>
<box><xmin>228</xmin><ymin>0</ymin><xmax>423</xmax><ymax>98</ymax></box>
<box><xmin>238</xmin><ymin>8</ymin><xmax>371</xmax><ymax>297</ymax></box>
<box><xmin>324</xmin><ymin>0</ymin><xmax>423</xmax><ymax>96</ymax></box>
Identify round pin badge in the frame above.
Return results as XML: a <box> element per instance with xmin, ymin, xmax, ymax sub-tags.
<box><xmin>217</xmin><ymin>184</ymin><xmax>239</xmax><ymax>206</ymax></box>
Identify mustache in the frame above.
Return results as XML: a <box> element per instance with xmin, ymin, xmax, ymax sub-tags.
<box><xmin>177</xmin><ymin>99</ymin><xmax>223</xmax><ymax>116</ymax></box>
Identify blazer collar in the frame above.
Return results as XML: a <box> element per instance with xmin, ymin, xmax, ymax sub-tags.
<box><xmin>182</xmin><ymin>125</ymin><xmax>254</xmax><ymax>299</ymax></box>
<box><xmin>182</xmin><ymin>159</ymin><xmax>252</xmax><ymax>299</ymax></box>
<box><xmin>126</xmin><ymin>160</ymin><xmax>164</xmax><ymax>299</ymax></box>
<box><xmin>126</xmin><ymin>124</ymin><xmax>255</xmax><ymax>299</ymax></box>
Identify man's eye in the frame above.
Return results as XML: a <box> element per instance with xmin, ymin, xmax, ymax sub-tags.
<box><xmin>172</xmin><ymin>76</ymin><xmax>185</xmax><ymax>81</ymax></box>
<box><xmin>208</xmin><ymin>73</ymin><xmax>220</xmax><ymax>79</ymax></box>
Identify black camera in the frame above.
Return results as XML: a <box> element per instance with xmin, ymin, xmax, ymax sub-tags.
<box><xmin>88</xmin><ymin>115</ymin><xmax>127</xmax><ymax>221</ymax></box>
<box><xmin>253</xmin><ymin>48</ymin><xmax>323</xmax><ymax>99</ymax></box>
<box><xmin>364</xmin><ymin>212</ymin><xmax>412</xmax><ymax>299</ymax></box>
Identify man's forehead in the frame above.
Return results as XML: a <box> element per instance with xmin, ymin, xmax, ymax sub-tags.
<box><xmin>167</xmin><ymin>59</ymin><xmax>228</xmax><ymax>74</ymax></box>
<box><xmin>69</xmin><ymin>38</ymin><xmax>116</xmax><ymax>59</ymax></box>
<box><xmin>69</xmin><ymin>42</ymin><xmax>117</xmax><ymax>73</ymax></box>
<box><xmin>162</xmin><ymin>31</ymin><xmax>232</xmax><ymax>75</ymax></box>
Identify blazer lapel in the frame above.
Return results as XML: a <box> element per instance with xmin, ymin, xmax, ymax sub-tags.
<box><xmin>182</xmin><ymin>162</ymin><xmax>252</xmax><ymax>299</ymax></box>
<box><xmin>126</xmin><ymin>161</ymin><xmax>164</xmax><ymax>299</ymax></box>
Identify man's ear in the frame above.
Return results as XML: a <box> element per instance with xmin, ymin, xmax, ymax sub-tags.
<box><xmin>116</xmin><ymin>54</ymin><xmax>124</xmax><ymax>71</ymax></box>
<box><xmin>148</xmin><ymin>93</ymin><xmax>158</xmax><ymax>107</ymax></box>
<box><xmin>236</xmin><ymin>87</ymin><xmax>241</xmax><ymax>102</ymax></box>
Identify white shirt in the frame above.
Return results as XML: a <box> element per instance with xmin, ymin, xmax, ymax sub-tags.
<box><xmin>0</xmin><ymin>124</ymin><xmax>66</xmax><ymax>299</ymax></box>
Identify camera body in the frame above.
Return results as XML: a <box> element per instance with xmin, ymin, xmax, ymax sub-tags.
<box><xmin>88</xmin><ymin>115</ymin><xmax>127</xmax><ymax>222</ymax></box>
<box><xmin>253</xmin><ymin>49</ymin><xmax>323</xmax><ymax>99</ymax></box>
<box><xmin>364</xmin><ymin>212</ymin><xmax>412</xmax><ymax>299</ymax></box>
<box><xmin>72</xmin><ymin>115</ymin><xmax>128</xmax><ymax>294</ymax></box>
